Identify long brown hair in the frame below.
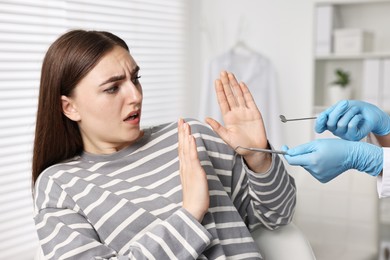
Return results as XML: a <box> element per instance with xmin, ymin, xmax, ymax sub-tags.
<box><xmin>32</xmin><ymin>30</ymin><xmax>129</xmax><ymax>186</ymax></box>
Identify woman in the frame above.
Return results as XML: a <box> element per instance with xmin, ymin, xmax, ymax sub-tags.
<box><xmin>33</xmin><ymin>29</ymin><xmax>296</xmax><ymax>259</ymax></box>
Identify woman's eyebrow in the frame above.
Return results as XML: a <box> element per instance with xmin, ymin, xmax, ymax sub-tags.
<box><xmin>99</xmin><ymin>74</ymin><xmax>126</xmax><ymax>86</ymax></box>
<box><xmin>99</xmin><ymin>66</ymin><xmax>140</xmax><ymax>86</ymax></box>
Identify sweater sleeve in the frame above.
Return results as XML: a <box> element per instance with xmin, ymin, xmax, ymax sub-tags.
<box><xmin>238</xmin><ymin>152</ymin><xmax>297</xmax><ymax>230</ymax></box>
<box><xmin>34</xmin><ymin>207</ymin><xmax>212</xmax><ymax>259</ymax></box>
<box><xmin>34</xmin><ymin>169</ymin><xmax>212</xmax><ymax>260</ymax></box>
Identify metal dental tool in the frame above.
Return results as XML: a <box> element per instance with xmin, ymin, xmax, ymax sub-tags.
<box><xmin>279</xmin><ymin>114</ymin><xmax>317</xmax><ymax>123</ymax></box>
<box><xmin>235</xmin><ymin>145</ymin><xmax>287</xmax><ymax>155</ymax></box>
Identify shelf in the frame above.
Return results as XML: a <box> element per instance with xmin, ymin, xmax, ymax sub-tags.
<box><xmin>316</xmin><ymin>52</ymin><xmax>390</xmax><ymax>61</ymax></box>
<box><xmin>313</xmin><ymin>0</ymin><xmax>390</xmax><ymax>114</ymax></box>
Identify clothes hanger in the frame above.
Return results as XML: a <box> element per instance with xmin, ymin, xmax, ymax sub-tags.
<box><xmin>233</xmin><ymin>40</ymin><xmax>251</xmax><ymax>51</ymax></box>
<box><xmin>231</xmin><ymin>17</ymin><xmax>254</xmax><ymax>55</ymax></box>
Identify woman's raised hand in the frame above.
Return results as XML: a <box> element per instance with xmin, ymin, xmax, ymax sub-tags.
<box><xmin>205</xmin><ymin>71</ymin><xmax>271</xmax><ymax>172</ymax></box>
<box><xmin>178</xmin><ymin>118</ymin><xmax>209</xmax><ymax>222</ymax></box>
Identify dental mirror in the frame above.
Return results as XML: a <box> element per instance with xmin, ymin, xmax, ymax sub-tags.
<box><xmin>279</xmin><ymin>114</ymin><xmax>317</xmax><ymax>123</ymax></box>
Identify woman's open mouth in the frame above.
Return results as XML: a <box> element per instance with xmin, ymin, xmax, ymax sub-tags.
<box><xmin>124</xmin><ymin>110</ymin><xmax>141</xmax><ymax>123</ymax></box>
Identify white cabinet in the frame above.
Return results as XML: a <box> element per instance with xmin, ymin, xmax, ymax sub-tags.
<box><xmin>313</xmin><ymin>0</ymin><xmax>390</xmax><ymax>114</ymax></box>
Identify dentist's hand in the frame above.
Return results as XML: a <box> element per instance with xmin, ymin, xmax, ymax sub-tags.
<box><xmin>316</xmin><ymin>100</ymin><xmax>390</xmax><ymax>141</ymax></box>
<box><xmin>282</xmin><ymin>139</ymin><xmax>383</xmax><ymax>183</ymax></box>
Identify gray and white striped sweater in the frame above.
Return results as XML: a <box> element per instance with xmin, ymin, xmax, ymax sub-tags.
<box><xmin>34</xmin><ymin>119</ymin><xmax>296</xmax><ymax>259</ymax></box>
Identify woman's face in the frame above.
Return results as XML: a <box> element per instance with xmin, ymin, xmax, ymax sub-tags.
<box><xmin>62</xmin><ymin>46</ymin><xmax>143</xmax><ymax>154</ymax></box>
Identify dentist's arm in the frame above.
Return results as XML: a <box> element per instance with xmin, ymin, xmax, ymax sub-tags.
<box><xmin>315</xmin><ymin>100</ymin><xmax>390</xmax><ymax>141</ymax></box>
<box><xmin>282</xmin><ymin>139</ymin><xmax>383</xmax><ymax>183</ymax></box>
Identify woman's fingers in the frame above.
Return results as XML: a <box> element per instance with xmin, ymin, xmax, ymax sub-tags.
<box><xmin>177</xmin><ymin>119</ymin><xmax>209</xmax><ymax>222</ymax></box>
<box><xmin>227</xmin><ymin>73</ymin><xmax>246</xmax><ymax>107</ymax></box>
<box><xmin>179</xmin><ymin>119</ymin><xmax>192</xmax><ymax>172</ymax></box>
<box><xmin>215</xmin><ymin>79</ymin><xmax>230</xmax><ymax>115</ymax></box>
<box><xmin>220</xmin><ymin>71</ymin><xmax>237</xmax><ymax>109</ymax></box>
<box><xmin>239</xmin><ymin>81</ymin><xmax>257</xmax><ymax>110</ymax></box>
<box><xmin>215</xmin><ymin>71</ymin><xmax>259</xmax><ymax>112</ymax></box>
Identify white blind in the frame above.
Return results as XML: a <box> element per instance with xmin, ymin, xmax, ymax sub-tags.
<box><xmin>0</xmin><ymin>0</ymin><xmax>189</xmax><ymax>258</ymax></box>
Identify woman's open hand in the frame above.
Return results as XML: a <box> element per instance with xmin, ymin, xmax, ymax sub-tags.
<box><xmin>178</xmin><ymin>118</ymin><xmax>209</xmax><ymax>222</ymax></box>
<box><xmin>205</xmin><ymin>71</ymin><xmax>271</xmax><ymax>172</ymax></box>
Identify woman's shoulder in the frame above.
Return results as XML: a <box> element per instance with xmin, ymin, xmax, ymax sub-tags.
<box><xmin>33</xmin><ymin>156</ymin><xmax>83</xmax><ymax>211</ymax></box>
<box><xmin>35</xmin><ymin>156</ymin><xmax>82</xmax><ymax>186</ymax></box>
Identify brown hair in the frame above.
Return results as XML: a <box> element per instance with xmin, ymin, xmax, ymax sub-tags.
<box><xmin>32</xmin><ymin>30</ymin><xmax>129</xmax><ymax>186</ymax></box>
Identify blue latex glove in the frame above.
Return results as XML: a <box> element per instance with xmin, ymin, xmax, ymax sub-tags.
<box><xmin>282</xmin><ymin>138</ymin><xmax>383</xmax><ymax>183</ymax></box>
<box><xmin>315</xmin><ymin>100</ymin><xmax>390</xmax><ymax>141</ymax></box>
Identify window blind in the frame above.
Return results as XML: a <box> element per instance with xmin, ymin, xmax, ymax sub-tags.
<box><xmin>0</xmin><ymin>0</ymin><xmax>190</xmax><ymax>258</ymax></box>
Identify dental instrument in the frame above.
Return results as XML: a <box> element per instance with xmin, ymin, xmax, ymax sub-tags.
<box><xmin>279</xmin><ymin>114</ymin><xmax>317</xmax><ymax>123</ymax></box>
<box><xmin>235</xmin><ymin>145</ymin><xmax>287</xmax><ymax>155</ymax></box>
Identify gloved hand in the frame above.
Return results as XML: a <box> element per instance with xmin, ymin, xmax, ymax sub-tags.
<box><xmin>315</xmin><ymin>100</ymin><xmax>390</xmax><ymax>141</ymax></box>
<box><xmin>282</xmin><ymin>138</ymin><xmax>383</xmax><ymax>183</ymax></box>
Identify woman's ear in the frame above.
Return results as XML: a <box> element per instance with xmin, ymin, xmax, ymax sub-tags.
<box><xmin>61</xmin><ymin>95</ymin><xmax>81</xmax><ymax>122</ymax></box>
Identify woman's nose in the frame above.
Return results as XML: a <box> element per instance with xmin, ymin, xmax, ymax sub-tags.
<box><xmin>123</xmin><ymin>82</ymin><xmax>142</xmax><ymax>102</ymax></box>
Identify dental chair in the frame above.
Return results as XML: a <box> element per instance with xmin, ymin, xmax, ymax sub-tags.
<box><xmin>251</xmin><ymin>222</ymin><xmax>316</xmax><ymax>260</ymax></box>
<box><xmin>35</xmin><ymin>222</ymin><xmax>316</xmax><ymax>260</ymax></box>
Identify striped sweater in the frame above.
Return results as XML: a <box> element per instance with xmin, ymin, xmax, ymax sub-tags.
<box><xmin>34</xmin><ymin>119</ymin><xmax>296</xmax><ymax>259</ymax></box>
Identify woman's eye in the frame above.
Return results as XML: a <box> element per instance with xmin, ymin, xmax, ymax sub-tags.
<box><xmin>104</xmin><ymin>85</ymin><xmax>119</xmax><ymax>94</ymax></box>
<box><xmin>132</xmin><ymin>75</ymin><xmax>141</xmax><ymax>85</ymax></box>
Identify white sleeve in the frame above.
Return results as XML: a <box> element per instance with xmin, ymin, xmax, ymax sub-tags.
<box><xmin>378</xmin><ymin>147</ymin><xmax>390</xmax><ymax>198</ymax></box>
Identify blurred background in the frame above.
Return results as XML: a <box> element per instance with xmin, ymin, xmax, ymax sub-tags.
<box><xmin>1</xmin><ymin>0</ymin><xmax>390</xmax><ymax>259</ymax></box>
